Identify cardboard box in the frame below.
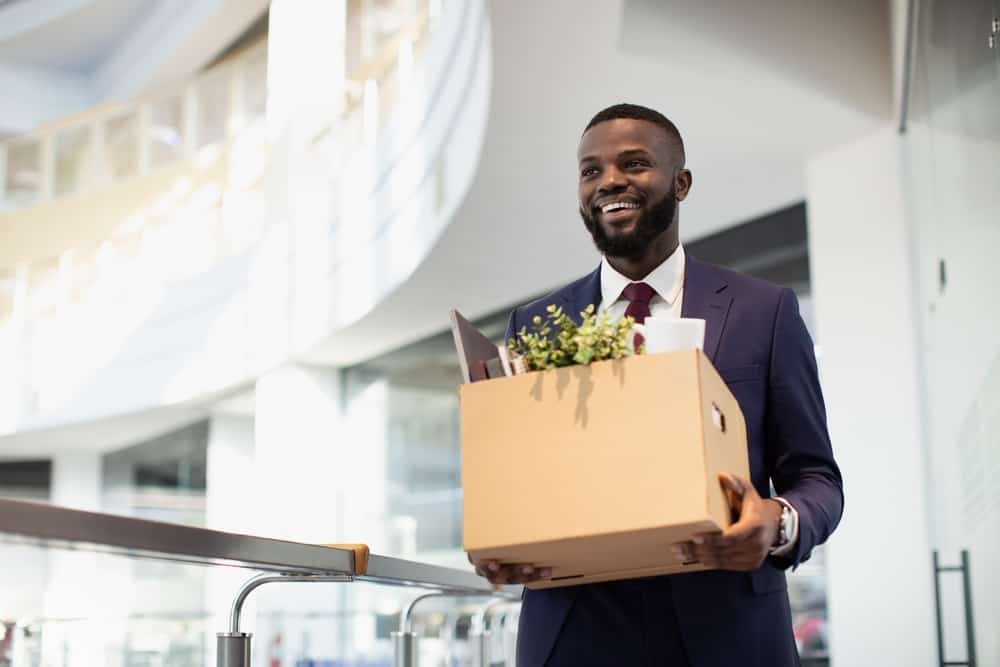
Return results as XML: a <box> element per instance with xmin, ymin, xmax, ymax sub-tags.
<box><xmin>460</xmin><ymin>349</ymin><xmax>749</xmax><ymax>589</ymax></box>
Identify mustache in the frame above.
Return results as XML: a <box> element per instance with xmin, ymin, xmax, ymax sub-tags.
<box><xmin>580</xmin><ymin>190</ymin><xmax>677</xmax><ymax>258</ymax></box>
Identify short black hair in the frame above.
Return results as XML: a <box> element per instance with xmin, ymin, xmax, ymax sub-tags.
<box><xmin>583</xmin><ymin>103</ymin><xmax>685</xmax><ymax>165</ymax></box>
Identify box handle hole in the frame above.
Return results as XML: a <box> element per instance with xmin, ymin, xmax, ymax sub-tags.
<box><xmin>712</xmin><ymin>402</ymin><xmax>727</xmax><ymax>433</ymax></box>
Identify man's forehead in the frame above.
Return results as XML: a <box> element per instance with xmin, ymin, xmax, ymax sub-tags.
<box><xmin>578</xmin><ymin>118</ymin><xmax>672</xmax><ymax>159</ymax></box>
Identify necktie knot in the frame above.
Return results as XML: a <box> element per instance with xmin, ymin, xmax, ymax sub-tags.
<box><xmin>621</xmin><ymin>281</ymin><xmax>657</xmax><ymax>329</ymax></box>
<box><xmin>621</xmin><ymin>282</ymin><xmax>656</xmax><ymax>306</ymax></box>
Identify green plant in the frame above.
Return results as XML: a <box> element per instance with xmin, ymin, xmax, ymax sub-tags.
<box><xmin>508</xmin><ymin>304</ymin><xmax>637</xmax><ymax>371</ymax></box>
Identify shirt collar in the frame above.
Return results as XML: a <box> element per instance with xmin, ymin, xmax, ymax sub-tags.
<box><xmin>600</xmin><ymin>244</ymin><xmax>686</xmax><ymax>311</ymax></box>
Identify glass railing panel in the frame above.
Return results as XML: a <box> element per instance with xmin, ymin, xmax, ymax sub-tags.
<box><xmin>0</xmin><ymin>538</ymin><xmax>219</xmax><ymax>667</ymax></box>
<box><xmin>0</xmin><ymin>498</ymin><xmax>513</xmax><ymax>667</ymax></box>
<box><xmin>196</xmin><ymin>67</ymin><xmax>235</xmax><ymax>149</ymax></box>
<box><xmin>2</xmin><ymin>138</ymin><xmax>43</xmax><ymax>206</ymax></box>
<box><xmin>149</xmin><ymin>94</ymin><xmax>186</xmax><ymax>168</ymax></box>
<box><xmin>104</xmin><ymin>110</ymin><xmax>142</xmax><ymax>182</ymax></box>
<box><xmin>52</xmin><ymin>124</ymin><xmax>95</xmax><ymax>198</ymax></box>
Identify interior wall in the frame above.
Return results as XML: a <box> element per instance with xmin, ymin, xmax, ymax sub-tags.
<box><xmin>806</xmin><ymin>128</ymin><xmax>936</xmax><ymax>667</ymax></box>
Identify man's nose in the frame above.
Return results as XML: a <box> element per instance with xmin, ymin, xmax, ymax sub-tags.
<box><xmin>597</xmin><ymin>166</ymin><xmax>627</xmax><ymax>192</ymax></box>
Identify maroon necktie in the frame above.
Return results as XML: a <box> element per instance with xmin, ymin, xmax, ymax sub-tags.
<box><xmin>621</xmin><ymin>282</ymin><xmax>657</xmax><ymax>349</ymax></box>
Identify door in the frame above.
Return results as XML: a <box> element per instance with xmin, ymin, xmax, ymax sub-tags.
<box><xmin>904</xmin><ymin>1</ymin><xmax>1000</xmax><ymax>665</ymax></box>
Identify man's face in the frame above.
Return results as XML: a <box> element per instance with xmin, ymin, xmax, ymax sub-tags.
<box><xmin>577</xmin><ymin>118</ymin><xmax>687</xmax><ymax>258</ymax></box>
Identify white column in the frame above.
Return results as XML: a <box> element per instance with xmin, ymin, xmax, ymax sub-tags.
<box><xmin>251</xmin><ymin>363</ymin><xmax>388</xmax><ymax>547</ymax></box>
<box><xmin>266</xmin><ymin>0</ymin><xmax>346</xmax><ymax>140</ymax></box>
<box><xmin>205</xmin><ymin>413</ymin><xmax>257</xmax><ymax>534</ymax></box>
<box><xmin>264</xmin><ymin>0</ymin><xmax>348</xmax><ymax>356</ymax></box>
<box><xmin>49</xmin><ymin>450</ymin><xmax>101</xmax><ymax>510</ymax></box>
<box><xmin>204</xmin><ymin>412</ymin><xmax>257</xmax><ymax>666</ymax></box>
<box><xmin>42</xmin><ymin>451</ymin><xmax>104</xmax><ymax>665</ymax></box>
<box><xmin>805</xmin><ymin>127</ymin><xmax>936</xmax><ymax>666</ymax></box>
<box><xmin>253</xmin><ymin>364</ymin><xmax>347</xmax><ymax>543</ymax></box>
<box><xmin>250</xmin><ymin>363</ymin><xmax>389</xmax><ymax>662</ymax></box>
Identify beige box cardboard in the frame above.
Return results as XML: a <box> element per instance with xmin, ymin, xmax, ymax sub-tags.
<box><xmin>460</xmin><ymin>349</ymin><xmax>749</xmax><ymax>589</ymax></box>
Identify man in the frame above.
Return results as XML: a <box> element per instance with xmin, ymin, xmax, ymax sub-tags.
<box><xmin>469</xmin><ymin>104</ymin><xmax>843</xmax><ymax>666</ymax></box>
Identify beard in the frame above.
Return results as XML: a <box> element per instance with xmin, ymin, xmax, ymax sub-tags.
<box><xmin>580</xmin><ymin>187</ymin><xmax>677</xmax><ymax>259</ymax></box>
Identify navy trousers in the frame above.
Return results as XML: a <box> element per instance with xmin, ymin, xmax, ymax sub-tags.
<box><xmin>537</xmin><ymin>577</ymin><xmax>691</xmax><ymax>666</ymax></box>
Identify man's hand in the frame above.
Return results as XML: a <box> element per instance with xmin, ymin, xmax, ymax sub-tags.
<box><xmin>468</xmin><ymin>553</ymin><xmax>552</xmax><ymax>585</ymax></box>
<box><xmin>671</xmin><ymin>472</ymin><xmax>782</xmax><ymax>571</ymax></box>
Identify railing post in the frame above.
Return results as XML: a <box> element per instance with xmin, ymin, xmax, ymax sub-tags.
<box><xmin>468</xmin><ymin>598</ymin><xmax>514</xmax><ymax>667</ymax></box>
<box><xmin>393</xmin><ymin>590</ymin><xmax>502</xmax><ymax>667</ymax></box>
<box><xmin>392</xmin><ymin>629</ymin><xmax>418</xmax><ymax>667</ymax></box>
<box><xmin>216</xmin><ymin>632</ymin><xmax>253</xmax><ymax>667</ymax></box>
<box><xmin>217</xmin><ymin>572</ymin><xmax>353</xmax><ymax>667</ymax></box>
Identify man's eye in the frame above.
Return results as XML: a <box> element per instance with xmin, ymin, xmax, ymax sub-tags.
<box><xmin>625</xmin><ymin>160</ymin><xmax>647</xmax><ymax>169</ymax></box>
<box><xmin>581</xmin><ymin>167</ymin><xmax>598</xmax><ymax>178</ymax></box>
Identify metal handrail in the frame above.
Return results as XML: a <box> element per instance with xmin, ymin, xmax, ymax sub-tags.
<box><xmin>0</xmin><ymin>497</ymin><xmax>519</xmax><ymax>667</ymax></box>
<box><xmin>0</xmin><ymin>497</ymin><xmax>493</xmax><ymax>593</ymax></box>
<box><xmin>227</xmin><ymin>573</ymin><xmax>353</xmax><ymax>634</ymax></box>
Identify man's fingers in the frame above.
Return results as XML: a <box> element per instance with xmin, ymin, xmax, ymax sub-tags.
<box><xmin>719</xmin><ymin>520</ymin><xmax>759</xmax><ymax>546</ymax></box>
<box><xmin>718</xmin><ymin>472</ymin><xmax>745</xmax><ymax>497</ymax></box>
<box><xmin>472</xmin><ymin>561</ymin><xmax>552</xmax><ymax>584</ymax></box>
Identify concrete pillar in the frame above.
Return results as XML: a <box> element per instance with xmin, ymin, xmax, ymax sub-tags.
<box><xmin>49</xmin><ymin>450</ymin><xmax>101</xmax><ymax>510</ymax></box>
<box><xmin>805</xmin><ymin>128</ymin><xmax>936</xmax><ymax>666</ymax></box>
<box><xmin>41</xmin><ymin>451</ymin><xmax>104</xmax><ymax>665</ymax></box>
<box><xmin>204</xmin><ymin>412</ymin><xmax>257</xmax><ymax>666</ymax></box>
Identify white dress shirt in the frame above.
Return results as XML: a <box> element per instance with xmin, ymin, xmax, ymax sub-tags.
<box><xmin>597</xmin><ymin>244</ymin><xmax>799</xmax><ymax>557</ymax></box>
<box><xmin>598</xmin><ymin>244</ymin><xmax>686</xmax><ymax>318</ymax></box>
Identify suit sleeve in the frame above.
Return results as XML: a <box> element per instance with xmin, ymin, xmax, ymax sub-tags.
<box><xmin>765</xmin><ymin>288</ymin><xmax>844</xmax><ymax>568</ymax></box>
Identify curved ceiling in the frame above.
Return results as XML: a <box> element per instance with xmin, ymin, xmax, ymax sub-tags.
<box><xmin>306</xmin><ymin>0</ymin><xmax>893</xmax><ymax>366</ymax></box>
<box><xmin>0</xmin><ymin>0</ymin><xmax>156</xmax><ymax>72</ymax></box>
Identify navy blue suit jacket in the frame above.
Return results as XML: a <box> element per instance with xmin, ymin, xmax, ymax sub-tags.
<box><xmin>505</xmin><ymin>257</ymin><xmax>843</xmax><ymax>667</ymax></box>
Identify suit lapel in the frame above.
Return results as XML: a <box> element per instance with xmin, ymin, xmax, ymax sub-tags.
<box><xmin>563</xmin><ymin>260</ymin><xmax>732</xmax><ymax>361</ymax></box>
<box><xmin>564</xmin><ymin>266</ymin><xmax>602</xmax><ymax>323</ymax></box>
<box><xmin>681</xmin><ymin>257</ymin><xmax>732</xmax><ymax>363</ymax></box>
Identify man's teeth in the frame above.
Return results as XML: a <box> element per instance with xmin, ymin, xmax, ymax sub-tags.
<box><xmin>601</xmin><ymin>201</ymin><xmax>640</xmax><ymax>213</ymax></box>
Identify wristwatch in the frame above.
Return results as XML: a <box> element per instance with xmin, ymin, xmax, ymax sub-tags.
<box><xmin>769</xmin><ymin>497</ymin><xmax>796</xmax><ymax>554</ymax></box>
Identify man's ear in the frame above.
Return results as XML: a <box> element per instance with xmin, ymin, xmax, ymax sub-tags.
<box><xmin>675</xmin><ymin>169</ymin><xmax>693</xmax><ymax>202</ymax></box>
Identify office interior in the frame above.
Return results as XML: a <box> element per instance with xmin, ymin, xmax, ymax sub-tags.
<box><xmin>0</xmin><ymin>0</ymin><xmax>997</xmax><ymax>665</ymax></box>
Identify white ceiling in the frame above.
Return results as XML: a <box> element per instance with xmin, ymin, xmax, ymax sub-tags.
<box><xmin>305</xmin><ymin>0</ymin><xmax>894</xmax><ymax>366</ymax></box>
<box><xmin>0</xmin><ymin>0</ymin><xmax>158</xmax><ymax>72</ymax></box>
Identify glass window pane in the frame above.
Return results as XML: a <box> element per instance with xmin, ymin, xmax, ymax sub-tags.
<box><xmin>242</xmin><ymin>48</ymin><xmax>268</xmax><ymax>121</ymax></box>
<box><xmin>149</xmin><ymin>95</ymin><xmax>184</xmax><ymax>167</ymax></box>
<box><xmin>3</xmin><ymin>139</ymin><xmax>42</xmax><ymax>204</ymax></box>
<box><xmin>196</xmin><ymin>68</ymin><xmax>232</xmax><ymax>148</ymax></box>
<box><xmin>104</xmin><ymin>111</ymin><xmax>140</xmax><ymax>181</ymax></box>
<box><xmin>53</xmin><ymin>125</ymin><xmax>95</xmax><ymax>197</ymax></box>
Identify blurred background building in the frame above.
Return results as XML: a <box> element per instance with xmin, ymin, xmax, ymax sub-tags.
<box><xmin>0</xmin><ymin>0</ymin><xmax>996</xmax><ymax>665</ymax></box>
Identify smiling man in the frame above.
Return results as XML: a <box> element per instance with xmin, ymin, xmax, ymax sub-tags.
<box><xmin>469</xmin><ymin>104</ymin><xmax>844</xmax><ymax>666</ymax></box>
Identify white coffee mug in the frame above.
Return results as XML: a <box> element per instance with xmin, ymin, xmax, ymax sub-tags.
<box><xmin>632</xmin><ymin>317</ymin><xmax>706</xmax><ymax>354</ymax></box>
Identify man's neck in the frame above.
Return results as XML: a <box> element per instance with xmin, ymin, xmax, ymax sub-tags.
<box><xmin>606</xmin><ymin>232</ymin><xmax>679</xmax><ymax>281</ymax></box>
